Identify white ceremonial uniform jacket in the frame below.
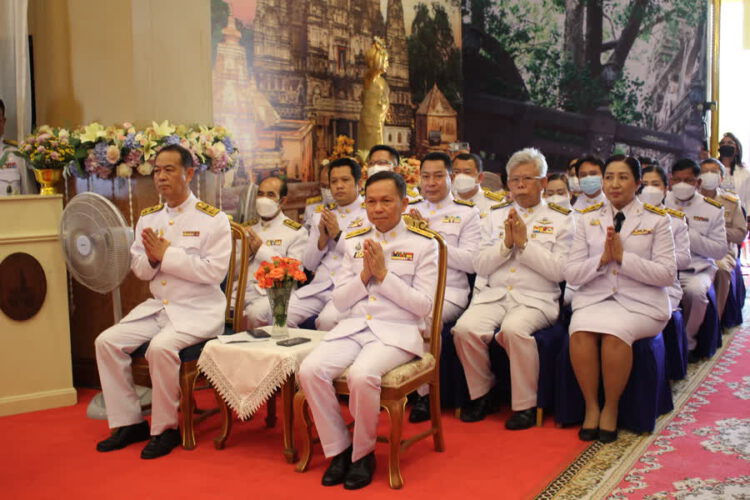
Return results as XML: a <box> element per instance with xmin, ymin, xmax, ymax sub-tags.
<box><xmin>299</xmin><ymin>196</ymin><xmax>366</xmax><ymax>298</ymax></box>
<box><xmin>665</xmin><ymin>192</ymin><xmax>727</xmax><ymax>273</ymax></box>
<box><xmin>472</xmin><ymin>199</ymin><xmax>574</xmax><ymax>320</ymax></box>
<box><xmin>122</xmin><ymin>193</ymin><xmax>232</xmax><ymax>337</ymax></box>
<box><xmin>410</xmin><ymin>193</ymin><xmax>481</xmax><ymax>308</ymax></box>
<box><xmin>327</xmin><ymin>220</ymin><xmax>438</xmax><ymax>356</ymax></box>
<box><xmin>713</xmin><ymin>189</ymin><xmax>747</xmax><ymax>252</ymax></box>
<box><xmin>565</xmin><ymin>200</ymin><xmax>676</xmax><ymax>322</ymax></box>
<box><xmin>573</xmin><ymin>191</ymin><xmax>606</xmax><ymax>212</ymax></box>
<box><xmin>459</xmin><ymin>187</ymin><xmax>505</xmax><ymax>220</ymax></box>
<box><xmin>243</xmin><ymin>211</ymin><xmax>308</xmax><ymax>300</ymax></box>
<box><xmin>0</xmin><ymin>139</ymin><xmax>22</xmax><ymax>195</ymax></box>
<box><xmin>663</xmin><ymin>206</ymin><xmax>692</xmax><ymax>309</ymax></box>
<box><xmin>303</xmin><ymin>195</ymin><xmax>325</xmax><ymax>230</ymax></box>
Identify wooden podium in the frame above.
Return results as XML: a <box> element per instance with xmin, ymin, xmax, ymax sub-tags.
<box><xmin>0</xmin><ymin>195</ymin><xmax>77</xmax><ymax>416</ymax></box>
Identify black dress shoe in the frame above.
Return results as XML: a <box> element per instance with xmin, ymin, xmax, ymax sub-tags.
<box><xmin>578</xmin><ymin>427</ymin><xmax>599</xmax><ymax>441</ymax></box>
<box><xmin>598</xmin><ymin>428</ymin><xmax>618</xmax><ymax>444</ymax></box>
<box><xmin>505</xmin><ymin>408</ymin><xmax>537</xmax><ymax>430</ymax></box>
<box><xmin>140</xmin><ymin>428</ymin><xmax>181</xmax><ymax>459</ymax></box>
<box><xmin>409</xmin><ymin>394</ymin><xmax>431</xmax><ymax>423</ymax></box>
<box><xmin>460</xmin><ymin>392</ymin><xmax>499</xmax><ymax>423</ymax></box>
<box><xmin>96</xmin><ymin>421</ymin><xmax>150</xmax><ymax>452</ymax></box>
<box><xmin>321</xmin><ymin>446</ymin><xmax>352</xmax><ymax>486</ymax></box>
<box><xmin>688</xmin><ymin>350</ymin><xmax>701</xmax><ymax>364</ymax></box>
<box><xmin>344</xmin><ymin>452</ymin><xmax>376</xmax><ymax>490</ymax></box>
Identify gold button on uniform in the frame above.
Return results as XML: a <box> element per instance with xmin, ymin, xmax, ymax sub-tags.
<box><xmin>507</xmin><ymin>285</ymin><xmax>513</xmax><ymax>290</ymax></box>
<box><xmin>612</xmin><ymin>270</ymin><xmax>618</xmax><ymax>276</ymax></box>
<box><xmin>369</xmin><ymin>296</ymin><xmax>376</xmax><ymax>302</ymax></box>
<box><xmin>161</xmin><ymin>280</ymin><xmax>167</xmax><ymax>286</ymax></box>
<box><xmin>612</xmin><ymin>287</ymin><xmax>617</xmax><ymax>293</ymax></box>
<box><xmin>510</xmin><ymin>268</ymin><xmax>516</xmax><ymax>273</ymax></box>
<box><xmin>366</xmin><ymin>314</ymin><xmax>373</xmax><ymax>320</ymax></box>
<box><xmin>169</xmin><ymin>220</ymin><xmax>174</xmax><ymax>225</ymax></box>
<box><xmin>162</xmin><ymin>299</ymin><xmax>169</xmax><ymax>305</ymax></box>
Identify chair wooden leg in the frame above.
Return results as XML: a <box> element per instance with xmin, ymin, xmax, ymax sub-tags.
<box><xmin>294</xmin><ymin>390</ymin><xmax>313</xmax><ymax>473</ymax></box>
<box><xmin>213</xmin><ymin>387</ymin><xmax>233</xmax><ymax>450</ymax></box>
<box><xmin>382</xmin><ymin>397</ymin><xmax>407</xmax><ymax>489</ymax></box>
<box><xmin>429</xmin><ymin>380</ymin><xmax>445</xmax><ymax>452</ymax></box>
<box><xmin>266</xmin><ymin>391</ymin><xmax>277</xmax><ymax>428</ymax></box>
<box><xmin>536</xmin><ymin>407</ymin><xmax>544</xmax><ymax>427</ymax></box>
<box><xmin>179</xmin><ymin>363</ymin><xmax>199</xmax><ymax>450</ymax></box>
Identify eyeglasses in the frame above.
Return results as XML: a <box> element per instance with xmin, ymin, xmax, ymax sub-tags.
<box><xmin>507</xmin><ymin>175</ymin><xmax>543</xmax><ymax>185</ymax></box>
<box><xmin>368</xmin><ymin>160</ymin><xmax>395</xmax><ymax>167</ymax></box>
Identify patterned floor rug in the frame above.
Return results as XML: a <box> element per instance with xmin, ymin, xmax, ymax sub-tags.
<box><xmin>536</xmin><ymin>321</ymin><xmax>750</xmax><ymax>499</ymax></box>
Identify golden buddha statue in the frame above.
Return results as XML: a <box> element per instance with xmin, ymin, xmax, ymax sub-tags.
<box><xmin>358</xmin><ymin>37</ymin><xmax>390</xmax><ymax>154</ymax></box>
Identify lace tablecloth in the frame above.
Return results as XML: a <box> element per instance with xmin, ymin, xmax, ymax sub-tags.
<box><xmin>198</xmin><ymin>328</ymin><xmax>323</xmax><ymax>420</ymax></box>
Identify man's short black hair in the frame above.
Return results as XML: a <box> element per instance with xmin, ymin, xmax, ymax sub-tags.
<box><xmin>260</xmin><ymin>174</ymin><xmax>288</xmax><ymax>198</ymax></box>
<box><xmin>0</xmin><ymin>98</ymin><xmax>5</xmax><ymax>117</ymax></box>
<box><xmin>671</xmin><ymin>158</ymin><xmax>701</xmax><ymax>178</ymax></box>
<box><xmin>328</xmin><ymin>157</ymin><xmax>362</xmax><ymax>184</ymax></box>
<box><xmin>574</xmin><ymin>155</ymin><xmax>604</xmax><ymax>177</ymax></box>
<box><xmin>368</xmin><ymin>144</ymin><xmax>400</xmax><ymax>165</ymax></box>
<box><xmin>156</xmin><ymin>144</ymin><xmax>194</xmax><ymax>168</ymax></box>
<box><xmin>365</xmin><ymin>170</ymin><xmax>406</xmax><ymax>199</ymax></box>
<box><xmin>421</xmin><ymin>151</ymin><xmax>453</xmax><ymax>173</ymax></box>
<box><xmin>454</xmin><ymin>152</ymin><xmax>484</xmax><ymax>173</ymax></box>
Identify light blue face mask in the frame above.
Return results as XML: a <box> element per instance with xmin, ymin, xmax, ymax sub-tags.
<box><xmin>579</xmin><ymin>175</ymin><xmax>602</xmax><ymax>195</ymax></box>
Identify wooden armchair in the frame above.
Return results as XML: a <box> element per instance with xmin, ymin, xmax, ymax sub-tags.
<box><xmin>131</xmin><ymin>220</ymin><xmax>250</xmax><ymax>449</ymax></box>
<box><xmin>293</xmin><ymin>219</ymin><xmax>448</xmax><ymax>489</ymax></box>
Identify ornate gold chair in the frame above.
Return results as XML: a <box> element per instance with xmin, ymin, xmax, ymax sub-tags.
<box><xmin>131</xmin><ymin>220</ymin><xmax>249</xmax><ymax>449</ymax></box>
<box><xmin>293</xmin><ymin>218</ymin><xmax>448</xmax><ymax>489</ymax></box>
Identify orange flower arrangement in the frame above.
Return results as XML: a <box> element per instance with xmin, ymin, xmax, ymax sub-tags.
<box><xmin>255</xmin><ymin>257</ymin><xmax>307</xmax><ymax>289</ymax></box>
<box><xmin>397</xmin><ymin>157</ymin><xmax>421</xmax><ymax>186</ymax></box>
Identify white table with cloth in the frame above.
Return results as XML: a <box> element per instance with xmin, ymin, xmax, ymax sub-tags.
<box><xmin>198</xmin><ymin>328</ymin><xmax>323</xmax><ymax>462</ymax></box>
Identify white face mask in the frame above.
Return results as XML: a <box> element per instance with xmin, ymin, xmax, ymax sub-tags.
<box><xmin>579</xmin><ymin>175</ymin><xmax>602</xmax><ymax>196</ymax></box>
<box><xmin>453</xmin><ymin>173</ymin><xmax>478</xmax><ymax>194</ymax></box>
<box><xmin>671</xmin><ymin>182</ymin><xmax>697</xmax><ymax>201</ymax></box>
<box><xmin>639</xmin><ymin>185</ymin><xmax>664</xmax><ymax>206</ymax></box>
<box><xmin>699</xmin><ymin>172</ymin><xmax>721</xmax><ymax>191</ymax></box>
<box><xmin>568</xmin><ymin>176</ymin><xmax>580</xmax><ymax>192</ymax></box>
<box><xmin>320</xmin><ymin>187</ymin><xmax>334</xmax><ymax>205</ymax></box>
<box><xmin>256</xmin><ymin>196</ymin><xmax>280</xmax><ymax>218</ymax></box>
<box><xmin>546</xmin><ymin>194</ymin><xmax>571</xmax><ymax>209</ymax></box>
<box><xmin>367</xmin><ymin>165</ymin><xmax>391</xmax><ymax>178</ymax></box>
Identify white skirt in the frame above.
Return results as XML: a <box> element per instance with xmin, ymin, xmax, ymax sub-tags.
<box><xmin>569</xmin><ymin>299</ymin><xmax>668</xmax><ymax>346</ymax></box>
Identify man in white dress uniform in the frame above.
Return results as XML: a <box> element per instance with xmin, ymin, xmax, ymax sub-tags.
<box><xmin>452</xmin><ymin>152</ymin><xmax>505</xmax><ymax>219</ymax></box>
<box><xmin>241</xmin><ymin>175</ymin><xmax>308</xmax><ymax>326</ymax></box>
<box><xmin>452</xmin><ymin>148</ymin><xmax>574</xmax><ymax>429</ymax></box>
<box><xmin>95</xmin><ymin>144</ymin><xmax>231</xmax><ymax>459</ymax></box>
<box><xmin>665</xmin><ymin>159</ymin><xmax>727</xmax><ymax>360</ymax></box>
<box><xmin>298</xmin><ymin>171</ymin><xmax>438</xmax><ymax>490</ymax></box>
<box><xmin>573</xmin><ymin>156</ymin><xmax>606</xmax><ymax>212</ymax></box>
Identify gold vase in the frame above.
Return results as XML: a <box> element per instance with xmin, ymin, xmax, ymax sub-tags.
<box><xmin>33</xmin><ymin>168</ymin><xmax>62</xmax><ymax>196</ymax></box>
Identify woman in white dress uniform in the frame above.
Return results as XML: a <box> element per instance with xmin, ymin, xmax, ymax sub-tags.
<box><xmin>565</xmin><ymin>156</ymin><xmax>677</xmax><ymax>443</ymax></box>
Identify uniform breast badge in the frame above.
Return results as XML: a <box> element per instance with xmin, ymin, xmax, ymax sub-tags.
<box><xmin>391</xmin><ymin>251</ymin><xmax>414</xmax><ymax>261</ymax></box>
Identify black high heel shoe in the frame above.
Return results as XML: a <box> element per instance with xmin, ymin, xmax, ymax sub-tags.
<box><xmin>598</xmin><ymin>428</ymin><xmax>618</xmax><ymax>443</ymax></box>
<box><xmin>578</xmin><ymin>427</ymin><xmax>599</xmax><ymax>441</ymax></box>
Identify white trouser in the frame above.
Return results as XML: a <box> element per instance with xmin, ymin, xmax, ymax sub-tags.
<box><xmin>95</xmin><ymin>310</ymin><xmax>203</xmax><ymax>435</ymax></box>
<box><xmin>251</xmin><ymin>286</ymin><xmax>333</xmax><ymax>328</ymax></box>
<box><xmin>416</xmin><ymin>299</ymin><xmax>465</xmax><ymax>397</ymax></box>
<box><xmin>679</xmin><ymin>269</ymin><xmax>716</xmax><ymax>350</ymax></box>
<box><xmin>715</xmin><ymin>253</ymin><xmax>736</xmax><ymax>318</ymax></box>
<box><xmin>298</xmin><ymin>330</ymin><xmax>413</xmax><ymax>462</ymax></box>
<box><xmin>452</xmin><ymin>297</ymin><xmax>550</xmax><ymax>410</ymax></box>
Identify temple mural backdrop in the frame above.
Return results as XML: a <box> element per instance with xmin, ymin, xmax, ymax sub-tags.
<box><xmin>461</xmin><ymin>0</ymin><xmax>709</xmax><ymax>171</ymax></box>
<box><xmin>210</xmin><ymin>0</ymin><xmax>462</xmax><ymax>210</ymax></box>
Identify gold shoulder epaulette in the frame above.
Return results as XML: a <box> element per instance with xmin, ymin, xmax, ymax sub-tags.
<box><xmin>140</xmin><ymin>203</ymin><xmax>164</xmax><ymax>216</ymax></box>
<box><xmin>665</xmin><ymin>208</ymin><xmax>685</xmax><ymax>219</ymax></box>
<box><xmin>3</xmin><ymin>139</ymin><xmax>18</xmax><ymax>147</ymax></box>
<box><xmin>196</xmin><ymin>201</ymin><xmax>220</xmax><ymax>217</ymax></box>
<box><xmin>721</xmin><ymin>193</ymin><xmax>739</xmax><ymax>204</ymax></box>
<box><xmin>406</xmin><ymin>186</ymin><xmax>419</xmax><ymax>198</ymax></box>
<box><xmin>704</xmin><ymin>196</ymin><xmax>722</xmax><ymax>209</ymax></box>
<box><xmin>491</xmin><ymin>199</ymin><xmax>513</xmax><ymax>210</ymax></box>
<box><xmin>644</xmin><ymin>203</ymin><xmax>667</xmax><ymax>216</ymax></box>
<box><xmin>548</xmin><ymin>202</ymin><xmax>572</xmax><ymax>215</ymax></box>
<box><xmin>483</xmin><ymin>190</ymin><xmax>505</xmax><ymax>202</ymax></box>
<box><xmin>454</xmin><ymin>198</ymin><xmax>475</xmax><ymax>207</ymax></box>
<box><xmin>243</xmin><ymin>217</ymin><xmax>259</xmax><ymax>227</ymax></box>
<box><xmin>408</xmin><ymin>197</ymin><xmax>424</xmax><ymax>205</ymax></box>
<box><xmin>345</xmin><ymin>226</ymin><xmax>372</xmax><ymax>239</ymax></box>
<box><xmin>314</xmin><ymin>205</ymin><xmax>324</xmax><ymax>213</ymax></box>
<box><xmin>577</xmin><ymin>202</ymin><xmax>604</xmax><ymax>214</ymax></box>
<box><xmin>361</xmin><ymin>201</ymin><xmax>366</xmax><ymax>208</ymax></box>
<box><xmin>306</xmin><ymin>195</ymin><xmax>322</xmax><ymax>205</ymax></box>
<box><xmin>407</xmin><ymin>225</ymin><xmax>435</xmax><ymax>239</ymax></box>
<box><xmin>283</xmin><ymin>219</ymin><xmax>303</xmax><ymax>230</ymax></box>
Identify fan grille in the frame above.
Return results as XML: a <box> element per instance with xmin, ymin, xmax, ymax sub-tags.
<box><xmin>60</xmin><ymin>192</ymin><xmax>133</xmax><ymax>294</ymax></box>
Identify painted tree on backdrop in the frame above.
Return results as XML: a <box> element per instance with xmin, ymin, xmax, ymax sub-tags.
<box><xmin>408</xmin><ymin>2</ymin><xmax>463</xmax><ymax>111</ymax></box>
<box><xmin>463</xmin><ymin>0</ymin><xmax>705</xmax><ymax>126</ymax></box>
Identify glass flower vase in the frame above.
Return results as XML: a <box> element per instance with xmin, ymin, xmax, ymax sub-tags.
<box><xmin>267</xmin><ymin>284</ymin><xmax>293</xmax><ymax>338</ymax></box>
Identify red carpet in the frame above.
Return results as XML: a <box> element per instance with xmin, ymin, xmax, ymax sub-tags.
<box><xmin>609</xmin><ymin>320</ymin><xmax>750</xmax><ymax>497</ymax></box>
<box><xmin>0</xmin><ymin>389</ymin><xmax>587</xmax><ymax>499</ymax></box>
